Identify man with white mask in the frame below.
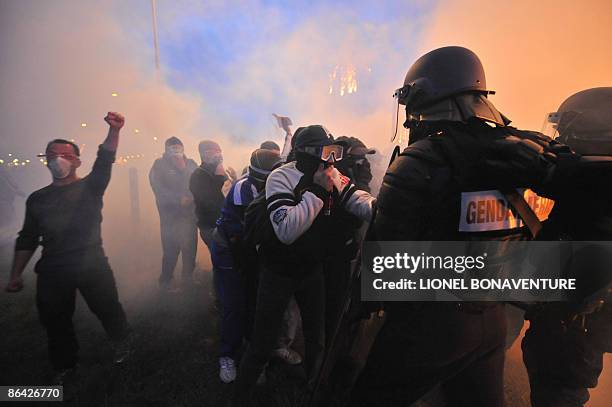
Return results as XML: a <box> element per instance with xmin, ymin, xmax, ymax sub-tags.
<box><xmin>5</xmin><ymin>112</ymin><xmax>131</xmax><ymax>385</ymax></box>
<box><xmin>190</xmin><ymin>140</ymin><xmax>228</xmax><ymax>249</ymax></box>
<box><xmin>149</xmin><ymin>136</ymin><xmax>198</xmax><ymax>289</ymax></box>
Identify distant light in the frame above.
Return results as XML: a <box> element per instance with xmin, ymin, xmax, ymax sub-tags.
<box><xmin>13</xmin><ymin>159</ymin><xmax>18</xmax><ymax>163</ymax></box>
<box><xmin>111</xmin><ymin>92</ymin><xmax>118</xmax><ymax>97</ymax></box>
<box><xmin>81</xmin><ymin>123</ymin><xmax>87</xmax><ymax>128</ymax></box>
<box><xmin>153</xmin><ymin>136</ymin><xmax>158</xmax><ymax>141</ymax></box>
<box><xmin>25</xmin><ymin>159</ymin><xmax>30</xmax><ymax>163</ymax></box>
<box><xmin>134</xmin><ymin>129</ymin><xmax>140</xmax><ymax>134</ymax></box>
<box><xmin>39</xmin><ymin>158</ymin><xmax>44</xmax><ymax>163</ymax></box>
<box><xmin>8</xmin><ymin>153</ymin><xmax>12</xmax><ymax>157</ymax></box>
<box><xmin>21</xmin><ymin>162</ymin><xmax>26</xmax><ymax>166</ymax></box>
<box><xmin>0</xmin><ymin>159</ymin><xmax>4</xmax><ymax>164</ymax></box>
<box><xmin>70</xmin><ymin>139</ymin><xmax>75</xmax><ymax>142</ymax></box>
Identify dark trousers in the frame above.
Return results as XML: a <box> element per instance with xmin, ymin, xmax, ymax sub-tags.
<box><xmin>217</xmin><ymin>266</ymin><xmax>247</xmax><ymax>358</ymax></box>
<box><xmin>350</xmin><ymin>304</ymin><xmax>506</xmax><ymax>407</ymax></box>
<box><xmin>159</xmin><ymin>212</ymin><xmax>197</xmax><ymax>283</ymax></box>
<box><xmin>198</xmin><ymin>226</ymin><xmax>215</xmax><ymax>251</ymax></box>
<box><xmin>233</xmin><ymin>264</ymin><xmax>326</xmax><ymax>406</ymax></box>
<box><xmin>324</xmin><ymin>254</ymin><xmax>354</xmax><ymax>346</ymax></box>
<box><xmin>36</xmin><ymin>261</ymin><xmax>130</xmax><ymax>370</ymax></box>
<box><xmin>211</xmin><ymin>240</ymin><xmax>247</xmax><ymax>358</ymax></box>
<box><xmin>522</xmin><ymin>321</ymin><xmax>606</xmax><ymax>407</ymax></box>
<box><xmin>244</xmin><ymin>261</ymin><xmax>259</xmax><ymax>342</ymax></box>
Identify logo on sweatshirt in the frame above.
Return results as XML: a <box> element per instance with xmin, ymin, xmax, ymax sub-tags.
<box><xmin>273</xmin><ymin>208</ymin><xmax>288</xmax><ymax>225</ymax></box>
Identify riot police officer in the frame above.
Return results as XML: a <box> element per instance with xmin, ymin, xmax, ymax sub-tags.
<box><xmin>522</xmin><ymin>87</ymin><xmax>612</xmax><ymax>407</ymax></box>
<box><xmin>350</xmin><ymin>46</ymin><xmax>566</xmax><ymax>407</ymax></box>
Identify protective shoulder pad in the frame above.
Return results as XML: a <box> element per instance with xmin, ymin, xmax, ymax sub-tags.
<box><xmin>386</xmin><ymin>138</ymin><xmax>446</xmax><ymax>191</ymax></box>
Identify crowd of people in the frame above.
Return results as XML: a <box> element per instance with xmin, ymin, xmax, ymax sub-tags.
<box><xmin>4</xmin><ymin>46</ymin><xmax>612</xmax><ymax>407</ymax></box>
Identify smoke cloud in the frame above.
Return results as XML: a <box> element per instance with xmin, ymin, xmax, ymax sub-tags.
<box><xmin>421</xmin><ymin>0</ymin><xmax>612</xmax><ymax>131</ymax></box>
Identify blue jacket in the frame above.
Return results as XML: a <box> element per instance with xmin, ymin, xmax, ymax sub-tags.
<box><xmin>217</xmin><ymin>176</ymin><xmax>259</xmax><ymax>240</ymax></box>
<box><xmin>211</xmin><ymin>176</ymin><xmax>259</xmax><ymax>271</ymax></box>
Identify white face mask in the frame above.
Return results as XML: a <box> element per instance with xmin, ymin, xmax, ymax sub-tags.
<box><xmin>167</xmin><ymin>145</ymin><xmax>184</xmax><ymax>156</ymax></box>
<box><xmin>204</xmin><ymin>152</ymin><xmax>223</xmax><ymax>166</ymax></box>
<box><xmin>47</xmin><ymin>157</ymin><xmax>72</xmax><ymax>179</ymax></box>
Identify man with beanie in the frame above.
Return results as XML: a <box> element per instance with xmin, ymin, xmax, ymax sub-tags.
<box><xmin>190</xmin><ymin>140</ymin><xmax>228</xmax><ymax>252</ymax></box>
<box><xmin>241</xmin><ymin>141</ymin><xmax>281</xmax><ymax>177</ymax></box>
<box><xmin>318</xmin><ymin>136</ymin><xmax>376</xmax><ymax>406</ymax></box>
<box><xmin>211</xmin><ymin>148</ymin><xmax>282</xmax><ymax>383</ymax></box>
<box><xmin>149</xmin><ymin>137</ymin><xmax>198</xmax><ymax>289</ymax></box>
<box><xmin>232</xmin><ymin>125</ymin><xmax>375</xmax><ymax>406</ymax></box>
<box><xmin>260</xmin><ymin>140</ymin><xmax>281</xmax><ymax>154</ymax></box>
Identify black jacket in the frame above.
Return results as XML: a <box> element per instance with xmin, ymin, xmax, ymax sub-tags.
<box><xmin>149</xmin><ymin>154</ymin><xmax>198</xmax><ymax>217</ymax></box>
<box><xmin>189</xmin><ymin>164</ymin><xmax>227</xmax><ymax>229</ymax></box>
<box><xmin>373</xmin><ymin>119</ymin><xmax>564</xmax><ymax>242</ymax></box>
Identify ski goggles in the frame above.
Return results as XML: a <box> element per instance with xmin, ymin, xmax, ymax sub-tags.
<box><xmin>302</xmin><ymin>144</ymin><xmax>344</xmax><ymax>162</ymax></box>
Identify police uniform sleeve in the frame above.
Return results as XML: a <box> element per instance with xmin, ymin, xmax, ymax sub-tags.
<box><xmin>15</xmin><ymin>194</ymin><xmax>40</xmax><ymax>251</ymax></box>
<box><xmin>265</xmin><ymin>169</ymin><xmax>324</xmax><ymax>245</ymax></box>
<box><xmin>372</xmin><ymin>154</ymin><xmax>433</xmax><ymax>240</ymax></box>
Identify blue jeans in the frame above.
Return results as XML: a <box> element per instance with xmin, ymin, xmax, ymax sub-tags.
<box><xmin>211</xmin><ymin>238</ymin><xmax>247</xmax><ymax>358</ymax></box>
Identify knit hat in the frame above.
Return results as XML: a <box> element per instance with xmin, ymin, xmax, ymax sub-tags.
<box><xmin>248</xmin><ymin>149</ymin><xmax>282</xmax><ymax>183</ymax></box>
<box><xmin>260</xmin><ymin>140</ymin><xmax>280</xmax><ymax>151</ymax></box>
<box><xmin>165</xmin><ymin>136</ymin><xmax>183</xmax><ymax>147</ymax></box>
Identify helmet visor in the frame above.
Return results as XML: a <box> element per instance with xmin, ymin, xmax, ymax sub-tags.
<box><xmin>391</xmin><ymin>87</ymin><xmax>410</xmax><ymax>143</ymax></box>
<box><xmin>543</xmin><ymin>110</ymin><xmax>612</xmax><ymax>155</ymax></box>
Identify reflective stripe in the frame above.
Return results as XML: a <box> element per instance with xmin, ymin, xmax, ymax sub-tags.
<box><xmin>268</xmin><ymin>199</ymin><xmax>297</xmax><ymax>213</ymax></box>
<box><xmin>266</xmin><ymin>193</ymin><xmax>296</xmax><ymax>209</ymax></box>
<box><xmin>232</xmin><ymin>178</ymin><xmax>249</xmax><ymax>206</ymax></box>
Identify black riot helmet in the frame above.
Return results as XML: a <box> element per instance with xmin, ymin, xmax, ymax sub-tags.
<box><xmin>544</xmin><ymin>87</ymin><xmax>612</xmax><ymax>155</ymax></box>
<box><xmin>391</xmin><ymin>46</ymin><xmax>507</xmax><ymax>144</ymax></box>
<box><xmin>395</xmin><ymin>46</ymin><xmax>493</xmax><ymax>112</ymax></box>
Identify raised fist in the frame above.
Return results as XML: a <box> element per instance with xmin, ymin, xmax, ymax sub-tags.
<box><xmin>104</xmin><ymin>112</ymin><xmax>125</xmax><ymax>130</ymax></box>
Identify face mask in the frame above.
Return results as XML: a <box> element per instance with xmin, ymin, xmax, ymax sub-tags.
<box><xmin>355</xmin><ymin>160</ymin><xmax>373</xmax><ymax>185</ymax></box>
<box><xmin>206</xmin><ymin>153</ymin><xmax>223</xmax><ymax>166</ymax></box>
<box><xmin>167</xmin><ymin>145</ymin><xmax>184</xmax><ymax>156</ymax></box>
<box><xmin>48</xmin><ymin>157</ymin><xmax>72</xmax><ymax>179</ymax></box>
<box><xmin>295</xmin><ymin>152</ymin><xmax>323</xmax><ymax>177</ymax></box>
